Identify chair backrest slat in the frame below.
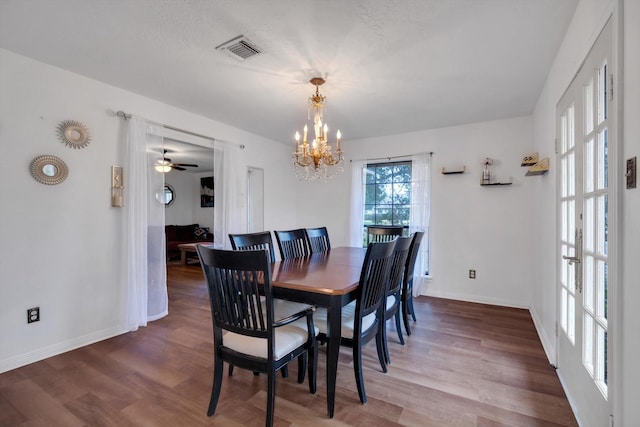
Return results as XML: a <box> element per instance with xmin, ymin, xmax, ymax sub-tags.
<box><xmin>197</xmin><ymin>246</ymin><xmax>272</xmax><ymax>339</ymax></box>
<box><xmin>306</xmin><ymin>227</ymin><xmax>331</xmax><ymax>253</ymax></box>
<box><xmin>358</xmin><ymin>240</ymin><xmax>397</xmax><ymax>318</ymax></box>
<box><xmin>275</xmin><ymin>229</ymin><xmax>311</xmax><ymax>260</ymax></box>
<box><xmin>405</xmin><ymin>231</ymin><xmax>425</xmax><ymax>281</ymax></box>
<box><xmin>229</xmin><ymin>231</ymin><xmax>276</xmax><ymax>263</ymax></box>
<box><xmin>366</xmin><ymin>226</ymin><xmax>404</xmax><ymax>244</ymax></box>
<box><xmin>388</xmin><ymin>236</ymin><xmax>412</xmax><ymax>296</ymax></box>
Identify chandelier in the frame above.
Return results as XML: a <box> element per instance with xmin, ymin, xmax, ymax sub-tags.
<box><xmin>292</xmin><ymin>77</ymin><xmax>344</xmax><ymax>181</ymax></box>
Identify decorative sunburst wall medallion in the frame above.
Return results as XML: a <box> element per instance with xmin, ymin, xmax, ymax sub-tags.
<box><xmin>57</xmin><ymin>120</ymin><xmax>91</xmax><ymax>149</ymax></box>
<box><xmin>30</xmin><ymin>155</ymin><xmax>69</xmax><ymax>185</ymax></box>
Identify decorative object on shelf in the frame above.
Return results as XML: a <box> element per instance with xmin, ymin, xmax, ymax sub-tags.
<box><xmin>441</xmin><ymin>166</ymin><xmax>465</xmax><ymax>175</ymax></box>
<box><xmin>292</xmin><ymin>77</ymin><xmax>343</xmax><ymax>181</ymax></box>
<box><xmin>57</xmin><ymin>120</ymin><xmax>91</xmax><ymax>149</ymax></box>
<box><xmin>481</xmin><ymin>158</ymin><xmax>493</xmax><ymax>184</ymax></box>
<box><xmin>521</xmin><ymin>152</ymin><xmax>539</xmax><ymax>166</ymax></box>
<box><xmin>525</xmin><ymin>157</ymin><xmax>550</xmax><ymax>176</ymax></box>
<box><xmin>111</xmin><ymin>165</ymin><xmax>124</xmax><ymax>207</ymax></box>
<box><xmin>30</xmin><ymin>155</ymin><xmax>69</xmax><ymax>185</ymax></box>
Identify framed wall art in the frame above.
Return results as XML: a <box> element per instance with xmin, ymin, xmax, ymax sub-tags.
<box><xmin>200</xmin><ymin>176</ymin><xmax>214</xmax><ymax>207</ymax></box>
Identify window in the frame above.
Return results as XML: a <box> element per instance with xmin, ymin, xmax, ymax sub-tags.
<box><xmin>364</xmin><ymin>161</ymin><xmax>412</xmax><ymax>227</ymax></box>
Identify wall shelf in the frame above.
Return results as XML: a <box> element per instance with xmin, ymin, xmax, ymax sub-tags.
<box><xmin>525</xmin><ymin>157</ymin><xmax>550</xmax><ymax>176</ymax></box>
<box><xmin>480</xmin><ymin>182</ymin><xmax>512</xmax><ymax>186</ymax></box>
<box><xmin>442</xmin><ymin>166</ymin><xmax>465</xmax><ymax>175</ymax></box>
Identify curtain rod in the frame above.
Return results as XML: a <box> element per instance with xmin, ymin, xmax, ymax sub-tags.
<box><xmin>116</xmin><ymin>110</ymin><xmax>245</xmax><ymax>149</ymax></box>
<box><xmin>350</xmin><ymin>151</ymin><xmax>433</xmax><ymax>162</ymax></box>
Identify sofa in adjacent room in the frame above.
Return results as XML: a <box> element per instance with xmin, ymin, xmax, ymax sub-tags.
<box><xmin>165</xmin><ymin>223</ymin><xmax>213</xmax><ymax>260</ymax></box>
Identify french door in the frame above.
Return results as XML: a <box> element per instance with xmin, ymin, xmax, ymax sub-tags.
<box><xmin>556</xmin><ymin>19</ymin><xmax>614</xmax><ymax>427</ymax></box>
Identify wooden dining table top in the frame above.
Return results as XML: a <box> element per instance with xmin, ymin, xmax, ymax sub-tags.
<box><xmin>271</xmin><ymin>246</ymin><xmax>367</xmax><ymax>295</ymax></box>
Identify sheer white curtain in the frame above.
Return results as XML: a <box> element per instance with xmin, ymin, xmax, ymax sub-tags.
<box><xmin>349</xmin><ymin>160</ymin><xmax>367</xmax><ymax>247</ymax></box>
<box><xmin>409</xmin><ymin>153</ymin><xmax>431</xmax><ymax>295</ymax></box>
<box><xmin>122</xmin><ymin>117</ymin><xmax>168</xmax><ymax>331</ymax></box>
<box><xmin>213</xmin><ymin>140</ymin><xmax>243</xmax><ymax>249</ymax></box>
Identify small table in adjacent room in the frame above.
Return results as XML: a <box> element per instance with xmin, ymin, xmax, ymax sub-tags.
<box><xmin>177</xmin><ymin>243</ymin><xmax>202</xmax><ymax>265</ymax></box>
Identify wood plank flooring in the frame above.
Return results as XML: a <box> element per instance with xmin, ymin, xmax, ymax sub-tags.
<box><xmin>0</xmin><ymin>264</ymin><xmax>577</xmax><ymax>426</ymax></box>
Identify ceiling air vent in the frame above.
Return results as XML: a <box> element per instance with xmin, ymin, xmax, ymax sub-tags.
<box><xmin>215</xmin><ymin>35</ymin><xmax>262</xmax><ymax>61</ymax></box>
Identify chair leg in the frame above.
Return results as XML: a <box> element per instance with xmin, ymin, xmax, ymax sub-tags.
<box><xmin>297</xmin><ymin>353</ymin><xmax>307</xmax><ymax>384</ymax></box>
<box><xmin>376</xmin><ymin>328</ymin><xmax>388</xmax><ymax>373</ymax></box>
<box><xmin>402</xmin><ymin>300</ymin><xmax>412</xmax><ymax>336</ymax></box>
<box><xmin>308</xmin><ymin>346</ymin><xmax>317</xmax><ymax>394</ymax></box>
<box><xmin>228</xmin><ymin>363</ymin><xmax>234</xmax><ymax>376</ymax></box>
<box><xmin>409</xmin><ymin>297</ymin><xmax>417</xmax><ymax>321</ymax></box>
<box><xmin>208</xmin><ymin>355</ymin><xmax>224</xmax><ymax>416</ymax></box>
<box><xmin>394</xmin><ymin>310</ymin><xmax>405</xmax><ymax>345</ymax></box>
<box><xmin>281</xmin><ymin>365</ymin><xmax>288</xmax><ymax>378</ymax></box>
<box><xmin>381</xmin><ymin>319</ymin><xmax>391</xmax><ymax>365</ymax></box>
<box><xmin>353</xmin><ymin>343</ymin><xmax>367</xmax><ymax>404</ymax></box>
<box><xmin>266</xmin><ymin>371</ymin><xmax>276</xmax><ymax>427</ymax></box>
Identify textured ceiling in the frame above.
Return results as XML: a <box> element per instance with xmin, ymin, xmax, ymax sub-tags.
<box><xmin>0</xmin><ymin>0</ymin><xmax>578</xmax><ymax>145</ymax></box>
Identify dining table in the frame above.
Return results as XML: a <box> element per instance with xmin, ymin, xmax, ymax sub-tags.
<box><xmin>271</xmin><ymin>246</ymin><xmax>367</xmax><ymax>418</ymax></box>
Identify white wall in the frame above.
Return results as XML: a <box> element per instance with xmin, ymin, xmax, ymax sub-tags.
<box><xmin>296</xmin><ymin>115</ymin><xmax>536</xmax><ymax>309</ymax></box>
<box><xmin>0</xmin><ymin>49</ymin><xmax>296</xmax><ymax>372</ymax></box>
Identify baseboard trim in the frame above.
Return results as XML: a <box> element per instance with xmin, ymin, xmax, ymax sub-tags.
<box><xmin>556</xmin><ymin>368</ymin><xmax>584</xmax><ymax>427</ymax></box>
<box><xmin>421</xmin><ymin>288</ymin><xmax>528</xmax><ymax>310</ymax></box>
<box><xmin>529</xmin><ymin>305</ymin><xmax>557</xmax><ymax>366</ymax></box>
<box><xmin>0</xmin><ymin>325</ymin><xmax>128</xmax><ymax>374</ymax></box>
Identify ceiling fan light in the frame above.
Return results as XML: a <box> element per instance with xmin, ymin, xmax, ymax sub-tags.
<box><xmin>155</xmin><ymin>163</ymin><xmax>172</xmax><ymax>173</ymax></box>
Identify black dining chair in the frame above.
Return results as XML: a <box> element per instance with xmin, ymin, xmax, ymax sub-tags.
<box><xmin>196</xmin><ymin>246</ymin><xmax>317</xmax><ymax>427</ymax></box>
<box><xmin>313</xmin><ymin>239</ymin><xmax>396</xmax><ymax>404</ymax></box>
<box><xmin>228</xmin><ymin>230</ymin><xmax>298</xmax><ymax>378</ymax></box>
<box><xmin>274</xmin><ymin>229</ymin><xmax>311</xmax><ymax>260</ymax></box>
<box><xmin>366</xmin><ymin>225</ymin><xmax>404</xmax><ymax>244</ymax></box>
<box><xmin>381</xmin><ymin>236</ymin><xmax>412</xmax><ymax>365</ymax></box>
<box><xmin>305</xmin><ymin>227</ymin><xmax>331</xmax><ymax>253</ymax></box>
<box><xmin>402</xmin><ymin>231</ymin><xmax>425</xmax><ymax>336</ymax></box>
<box><xmin>229</xmin><ymin>231</ymin><xmax>276</xmax><ymax>263</ymax></box>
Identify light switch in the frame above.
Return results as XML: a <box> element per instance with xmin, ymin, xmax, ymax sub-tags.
<box><xmin>627</xmin><ymin>157</ymin><xmax>637</xmax><ymax>189</ymax></box>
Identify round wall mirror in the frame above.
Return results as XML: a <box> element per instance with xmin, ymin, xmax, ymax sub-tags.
<box><xmin>30</xmin><ymin>155</ymin><xmax>69</xmax><ymax>185</ymax></box>
<box><xmin>57</xmin><ymin>120</ymin><xmax>91</xmax><ymax>149</ymax></box>
<box><xmin>155</xmin><ymin>184</ymin><xmax>175</xmax><ymax>206</ymax></box>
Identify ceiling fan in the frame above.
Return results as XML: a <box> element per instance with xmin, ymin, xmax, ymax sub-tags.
<box><xmin>155</xmin><ymin>150</ymin><xmax>199</xmax><ymax>172</ymax></box>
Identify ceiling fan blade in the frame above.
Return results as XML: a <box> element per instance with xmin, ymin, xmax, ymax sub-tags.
<box><xmin>174</xmin><ymin>163</ymin><xmax>198</xmax><ymax>167</ymax></box>
<box><xmin>172</xmin><ymin>165</ymin><xmax>187</xmax><ymax>171</ymax></box>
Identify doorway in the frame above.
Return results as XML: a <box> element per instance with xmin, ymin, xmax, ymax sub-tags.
<box><xmin>247</xmin><ymin>167</ymin><xmax>265</xmax><ymax>232</ymax></box>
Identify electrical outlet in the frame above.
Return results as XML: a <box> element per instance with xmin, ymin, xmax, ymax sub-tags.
<box><xmin>469</xmin><ymin>270</ymin><xmax>476</xmax><ymax>279</ymax></box>
<box><xmin>27</xmin><ymin>307</ymin><xmax>40</xmax><ymax>323</ymax></box>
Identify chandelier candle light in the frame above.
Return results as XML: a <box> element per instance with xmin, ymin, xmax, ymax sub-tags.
<box><xmin>292</xmin><ymin>77</ymin><xmax>344</xmax><ymax>181</ymax></box>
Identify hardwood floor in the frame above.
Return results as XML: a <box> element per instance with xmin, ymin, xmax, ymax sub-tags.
<box><xmin>0</xmin><ymin>264</ymin><xmax>577</xmax><ymax>426</ymax></box>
